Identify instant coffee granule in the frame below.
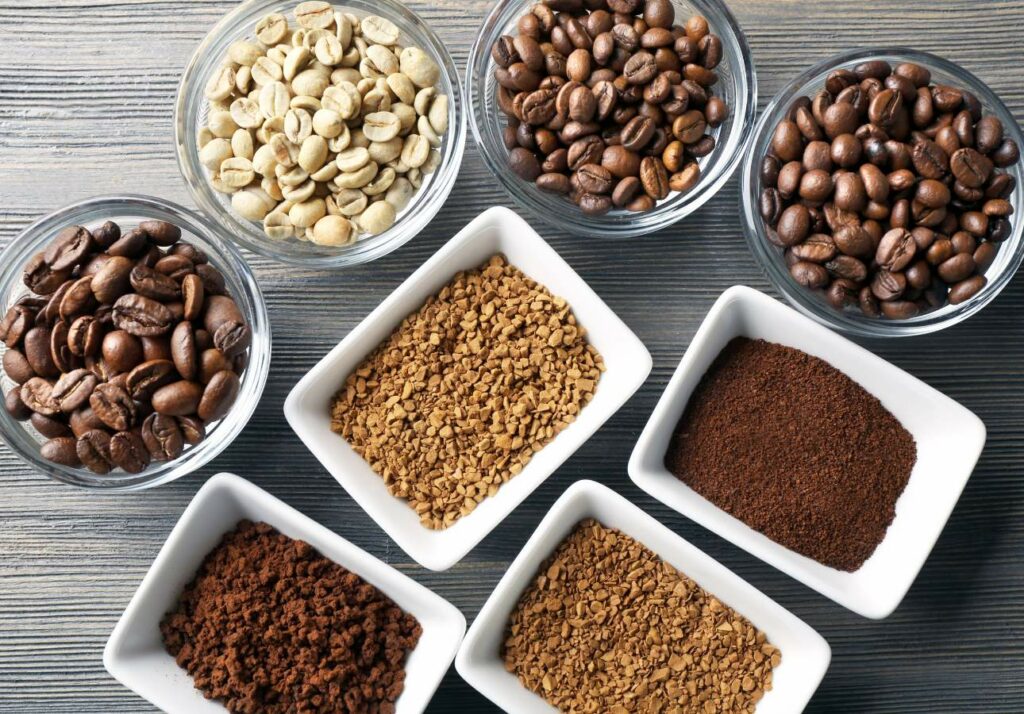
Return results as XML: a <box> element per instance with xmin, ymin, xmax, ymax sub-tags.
<box><xmin>330</xmin><ymin>255</ymin><xmax>604</xmax><ymax>529</ymax></box>
<box><xmin>503</xmin><ymin>519</ymin><xmax>778</xmax><ymax>714</ymax></box>
<box><xmin>666</xmin><ymin>337</ymin><xmax>918</xmax><ymax>572</ymax></box>
<box><xmin>160</xmin><ymin>520</ymin><xmax>421</xmax><ymax>714</ymax></box>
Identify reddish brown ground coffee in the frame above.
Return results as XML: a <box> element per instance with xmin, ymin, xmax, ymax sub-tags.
<box><xmin>160</xmin><ymin>520</ymin><xmax>422</xmax><ymax>714</ymax></box>
<box><xmin>665</xmin><ymin>337</ymin><xmax>917</xmax><ymax>572</ymax></box>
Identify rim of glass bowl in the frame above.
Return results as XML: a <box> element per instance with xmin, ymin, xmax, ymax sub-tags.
<box><xmin>175</xmin><ymin>0</ymin><xmax>466</xmax><ymax>269</ymax></box>
<box><xmin>0</xmin><ymin>195</ymin><xmax>271</xmax><ymax>491</ymax></box>
<box><xmin>467</xmin><ymin>0</ymin><xmax>757</xmax><ymax>239</ymax></box>
<box><xmin>741</xmin><ymin>47</ymin><xmax>1024</xmax><ymax>338</ymax></box>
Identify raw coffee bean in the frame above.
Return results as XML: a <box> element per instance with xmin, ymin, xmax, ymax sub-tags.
<box><xmin>198</xmin><ymin>370</ymin><xmax>241</xmax><ymax>421</ymax></box>
<box><xmin>41</xmin><ymin>437</ymin><xmax>81</xmax><ymax>467</ymax></box>
<box><xmin>112</xmin><ymin>294</ymin><xmax>174</xmax><ymax>337</ymax></box>
<box><xmin>949</xmin><ymin>275</ymin><xmax>987</xmax><ymax>304</ymax></box>
<box><xmin>109</xmin><ymin>431</ymin><xmax>151</xmax><ymax>474</ymax></box>
<box><xmin>76</xmin><ymin>429</ymin><xmax>114</xmax><ymax>474</ymax></box>
<box><xmin>152</xmin><ymin>380</ymin><xmax>204</xmax><ymax>416</ymax></box>
<box><xmin>44</xmin><ymin>226</ymin><xmax>94</xmax><ymax>271</ymax></box>
<box><xmin>141</xmin><ymin>412</ymin><xmax>184</xmax><ymax>461</ymax></box>
<box><xmin>89</xmin><ymin>382</ymin><xmax>137</xmax><ymax>431</ymax></box>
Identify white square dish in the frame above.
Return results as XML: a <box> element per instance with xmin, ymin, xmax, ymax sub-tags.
<box><xmin>103</xmin><ymin>473</ymin><xmax>466</xmax><ymax>714</ymax></box>
<box><xmin>455</xmin><ymin>479</ymin><xmax>831</xmax><ymax>713</ymax></box>
<box><xmin>284</xmin><ymin>207</ymin><xmax>652</xmax><ymax>571</ymax></box>
<box><xmin>628</xmin><ymin>286</ymin><xmax>987</xmax><ymax>619</ymax></box>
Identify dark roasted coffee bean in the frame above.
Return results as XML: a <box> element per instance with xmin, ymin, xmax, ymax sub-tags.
<box><xmin>771</xmin><ymin>120</ymin><xmax>802</xmax><ymax>162</ymax></box>
<box><xmin>951</xmin><ymin>231</ymin><xmax>977</xmax><ymax>255</ymax></box>
<box><xmin>125</xmin><ymin>359</ymin><xmax>176</xmax><ymax>400</ymax></box>
<box><xmin>576</xmin><ymin>164</ymin><xmax>614</xmax><ymax>194</ymax></box>
<box><xmin>948</xmin><ymin>274</ymin><xmax>987</xmax><ymax>305</ymax></box>
<box><xmin>568</xmin><ymin>135</ymin><xmax>605</xmax><ymax>170</ymax></box>
<box><xmin>5</xmin><ymin>388</ymin><xmax>31</xmax><ymax>420</ymax></box>
<box><xmin>177</xmin><ymin>415</ymin><xmax>206</xmax><ymax>445</ymax></box>
<box><xmin>868</xmin><ymin>89</ymin><xmax>901</xmax><ymax>128</ymax></box>
<box><xmin>858</xmin><ymin>286</ymin><xmax>881</xmax><ymax>316</ymax></box>
<box><xmin>112</xmin><ymin>294</ymin><xmax>174</xmax><ymax>337</ymax></box>
<box><xmin>130</xmin><ymin>265</ymin><xmax>181</xmax><ymax>302</ymax></box>
<box><xmin>198</xmin><ymin>370</ymin><xmax>240</xmax><ymax>421</ymax></box>
<box><xmin>152</xmin><ymin>380</ymin><xmax>203</xmax><ymax>416</ymax></box>
<box><xmin>871</xmin><ymin>270</ymin><xmax>907</xmax><ymax>301</ymax></box>
<box><xmin>776</xmin><ymin>205</ymin><xmax>811</xmax><ymax>246</ymax></box>
<box><xmin>911</xmin><ymin>139</ymin><xmax>949</xmax><ymax>179</ymax></box>
<box><xmin>759</xmin><ymin>188</ymin><xmax>783</xmax><ymax>227</ymax></box>
<box><xmin>41</xmin><ymin>437</ymin><xmax>81</xmax><ymax>467</ymax></box>
<box><xmin>107</xmin><ymin>227</ymin><xmax>150</xmax><ymax>258</ymax></box>
<box><xmin>760</xmin><ymin>155</ymin><xmax>781</xmax><ymax>187</ymax></box>
<box><xmin>51</xmin><ymin>369</ymin><xmax>98</xmax><ymax>413</ymax></box>
<box><xmin>905</xmin><ymin>260</ymin><xmax>932</xmax><ymax>290</ymax></box>
<box><xmin>791</xmin><ymin>234</ymin><xmax>837</xmax><ymax>264</ymax></box>
<box><xmin>91</xmin><ymin>221</ymin><xmax>121</xmax><ymax>248</ymax></box>
<box><xmin>24</xmin><ymin>252</ymin><xmax>71</xmax><ymax>296</ymax></box>
<box><xmin>880</xmin><ymin>300</ymin><xmax>920</xmax><ymax>319</ymax></box>
<box><xmin>937</xmin><ymin>252</ymin><xmax>976</xmax><ymax>283</ymax></box>
<box><xmin>876</xmin><ymin>228</ymin><xmax>918</xmax><ymax>272</ymax></box>
<box><xmin>950</xmin><ymin>147</ymin><xmax>994</xmax><ymax>188</ymax></box>
<box><xmin>826</xmin><ymin>278</ymin><xmax>860</xmax><ymax>309</ymax></box>
<box><xmin>69</xmin><ymin>406</ymin><xmax>104</xmax><ymax>438</ymax></box>
<box><xmin>141</xmin><ymin>412</ymin><xmax>184</xmax><ymax>461</ymax></box>
<box><xmin>988</xmin><ymin>217</ymin><xmax>1012</xmax><ymax>242</ymax></box>
<box><xmin>109</xmin><ymin>430</ymin><xmax>150</xmax><ymax>473</ymax></box>
<box><xmin>973</xmin><ymin>116</ymin><xmax>1003</xmax><ymax>154</ymax></box>
<box><xmin>91</xmin><ymin>255</ymin><xmax>134</xmax><ymax>304</ymax></box>
<box><xmin>77</xmin><ymin>429</ymin><xmax>114</xmax><ymax>474</ymax></box>
<box><xmin>58</xmin><ymin>275</ymin><xmax>96</xmax><ymax>321</ymax></box>
<box><xmin>23</xmin><ymin>326</ymin><xmax>59</xmax><ymax>378</ymax></box>
<box><xmin>826</xmin><ymin>255</ymin><xmax>869</xmax><ymax>283</ymax></box>
<box><xmin>3</xmin><ymin>348</ymin><xmax>35</xmax><ymax>384</ymax></box>
<box><xmin>830</xmin><ymin>134</ymin><xmax>861</xmax><ymax>168</ymax></box>
<box><xmin>137</xmin><ymin>220</ymin><xmax>181</xmax><ymax>247</ymax></box>
<box><xmin>932</xmin><ymin>84</ymin><xmax>963</xmax><ymax>113</ymax></box>
<box><xmin>89</xmin><ymin>382</ymin><xmax>136</xmax><ymax>431</ymax></box>
<box><xmin>21</xmin><ymin>377</ymin><xmax>59</xmax><ymax>416</ymax></box>
<box><xmin>960</xmin><ymin>210</ymin><xmax>989</xmax><ymax>237</ymax></box>
<box><xmin>44</xmin><ymin>226</ymin><xmax>94</xmax><ymax>271</ymax></box>
<box><xmin>790</xmin><ymin>261</ymin><xmax>829</xmax><ymax>289</ymax></box>
<box><xmin>67</xmin><ymin>315</ymin><xmax>101</xmax><ymax>358</ymax></box>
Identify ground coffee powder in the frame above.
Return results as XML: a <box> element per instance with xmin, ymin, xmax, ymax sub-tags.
<box><xmin>160</xmin><ymin>520</ymin><xmax>421</xmax><ymax>714</ymax></box>
<box><xmin>503</xmin><ymin>519</ymin><xmax>778</xmax><ymax>713</ymax></box>
<box><xmin>665</xmin><ymin>337</ymin><xmax>917</xmax><ymax>572</ymax></box>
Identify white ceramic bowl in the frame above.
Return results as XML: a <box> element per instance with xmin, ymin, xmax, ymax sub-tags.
<box><xmin>628</xmin><ymin>286</ymin><xmax>987</xmax><ymax>619</ymax></box>
<box><xmin>284</xmin><ymin>207</ymin><xmax>652</xmax><ymax>571</ymax></box>
<box><xmin>103</xmin><ymin>473</ymin><xmax>465</xmax><ymax>714</ymax></box>
<box><xmin>455</xmin><ymin>480</ymin><xmax>831</xmax><ymax>713</ymax></box>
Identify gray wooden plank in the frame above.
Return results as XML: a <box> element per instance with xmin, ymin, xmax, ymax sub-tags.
<box><xmin>1</xmin><ymin>0</ymin><xmax>1024</xmax><ymax>712</ymax></box>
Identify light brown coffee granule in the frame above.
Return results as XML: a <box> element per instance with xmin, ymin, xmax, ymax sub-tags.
<box><xmin>329</xmin><ymin>255</ymin><xmax>604</xmax><ymax>529</ymax></box>
<box><xmin>503</xmin><ymin>519</ymin><xmax>779</xmax><ymax>714</ymax></box>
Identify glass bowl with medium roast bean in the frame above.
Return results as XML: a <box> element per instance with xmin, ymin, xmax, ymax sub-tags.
<box><xmin>467</xmin><ymin>0</ymin><xmax>756</xmax><ymax>238</ymax></box>
<box><xmin>176</xmin><ymin>0</ymin><xmax>465</xmax><ymax>268</ymax></box>
<box><xmin>0</xmin><ymin>196</ymin><xmax>271</xmax><ymax>490</ymax></box>
<box><xmin>742</xmin><ymin>48</ymin><xmax>1024</xmax><ymax>337</ymax></box>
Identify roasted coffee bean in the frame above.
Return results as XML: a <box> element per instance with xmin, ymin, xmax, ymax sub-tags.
<box><xmin>3</xmin><ymin>348</ymin><xmax>35</xmax><ymax>384</ymax></box>
<box><xmin>125</xmin><ymin>359</ymin><xmax>176</xmax><ymax>400</ymax></box>
<box><xmin>59</xmin><ymin>276</ymin><xmax>97</xmax><ymax>321</ymax></box>
<box><xmin>876</xmin><ymin>228</ymin><xmax>917</xmax><ymax>272</ymax></box>
<box><xmin>620</xmin><ymin>115</ymin><xmax>655</xmax><ymax>151</ymax></box>
<box><xmin>91</xmin><ymin>221</ymin><xmax>121</xmax><ymax>248</ymax></box>
<box><xmin>989</xmin><ymin>217</ymin><xmax>1012</xmax><ymax>243</ymax></box>
<box><xmin>44</xmin><ymin>226</ymin><xmax>94</xmax><ymax>271</ymax></box>
<box><xmin>89</xmin><ymin>382</ymin><xmax>136</xmax><ymax>431</ymax></box>
<box><xmin>974</xmin><ymin>242</ymin><xmax>998</xmax><ymax>272</ymax></box>
<box><xmin>611</xmin><ymin>176</ymin><xmax>642</xmax><ymax>207</ymax></box>
<box><xmin>911</xmin><ymin>139</ymin><xmax>949</xmax><ymax>179</ymax></box>
<box><xmin>67</xmin><ymin>315</ymin><xmax>102</xmax><ymax>358</ymax></box>
<box><xmin>759</xmin><ymin>188</ymin><xmax>783</xmax><ymax>227</ymax></box>
<box><xmin>638</xmin><ymin>156</ymin><xmax>668</xmax><ymax>199</ymax></box>
<box><xmin>170</xmin><ymin>320</ymin><xmax>199</xmax><ymax>381</ymax></box>
<box><xmin>623</xmin><ymin>51</ymin><xmax>657</xmax><ymax>84</ymax></box>
<box><xmin>578</xmin><ymin>192</ymin><xmax>612</xmax><ymax>215</ymax></box>
<box><xmin>5</xmin><ymin>388</ymin><xmax>31</xmax><ymax>420</ymax></box>
<box><xmin>141</xmin><ymin>412</ymin><xmax>184</xmax><ymax>461</ymax></box>
<box><xmin>771</xmin><ymin>120</ymin><xmax>802</xmax><ymax>162</ymax></box>
<box><xmin>68</xmin><ymin>406</ymin><xmax>103</xmax><ymax>438</ymax></box>
<box><xmin>112</xmin><ymin>294</ymin><xmax>174</xmax><ymax>337</ymax></box>
<box><xmin>107</xmin><ymin>227</ymin><xmax>150</xmax><ymax>258</ymax></box>
<box><xmin>140</xmin><ymin>336</ymin><xmax>173</xmax><ymax>362</ymax></box>
<box><xmin>830</xmin><ymin>134</ymin><xmax>861</xmax><ymax>168</ymax></box>
<box><xmin>21</xmin><ymin>377</ymin><xmax>59</xmax><ymax>416</ymax></box>
<box><xmin>868</xmin><ymin>89</ymin><xmax>901</xmax><ymax>128</ymax></box>
<box><xmin>880</xmin><ymin>300</ymin><xmax>920</xmax><ymax>319</ymax></box>
<box><xmin>960</xmin><ymin>210</ymin><xmax>989</xmax><ymax>237</ymax></box>
<box><xmin>1</xmin><ymin>305</ymin><xmax>34</xmax><ymax>348</ymax></box>
<box><xmin>153</xmin><ymin>254</ymin><xmax>194</xmax><ymax>281</ymax></box>
<box><xmin>950</xmin><ymin>148</ymin><xmax>993</xmax><ymax>188</ymax></box>
<box><xmin>537</xmin><ymin>172</ymin><xmax>572</xmax><ymax>193</ymax></box>
<box><xmin>992</xmin><ymin>139</ymin><xmax>1020</xmax><ymax>168</ymax></box>
<box><xmin>23</xmin><ymin>253</ymin><xmax>71</xmax><ymax>296</ymax></box>
<box><xmin>91</xmin><ymin>256</ymin><xmax>134</xmax><ymax>304</ymax></box>
<box><xmin>23</xmin><ymin>326</ymin><xmax>59</xmax><ymax>378</ymax></box>
<box><xmin>77</xmin><ymin>429</ymin><xmax>114</xmax><ymax>474</ymax></box>
<box><xmin>177</xmin><ymin>415</ymin><xmax>206</xmax><ymax>445</ymax></box>
<box><xmin>776</xmin><ymin>205</ymin><xmax>811</xmax><ymax>246</ymax></box>
<box><xmin>937</xmin><ymin>252</ymin><xmax>976</xmax><ymax>283</ymax></box>
<box><xmin>905</xmin><ymin>260</ymin><xmax>932</xmax><ymax>290</ymax></box>
<box><xmin>51</xmin><ymin>369</ymin><xmax>98</xmax><ymax>413</ymax></box>
<box><xmin>576</xmin><ymin>163</ymin><xmax>614</xmax><ymax>194</ymax></box>
<box><xmin>139</xmin><ymin>220</ymin><xmax>181</xmax><ymax>247</ymax></box>
<box><xmin>826</xmin><ymin>278</ymin><xmax>860</xmax><ymax>309</ymax></box>
<box><xmin>827</xmin><ymin>255</ymin><xmax>869</xmax><ymax>283</ymax></box>
<box><xmin>130</xmin><ymin>265</ymin><xmax>181</xmax><ymax>303</ymax></box>
<box><xmin>170</xmin><ymin>241</ymin><xmax>207</xmax><ymax>265</ymax></box>
<box><xmin>871</xmin><ymin>270</ymin><xmax>907</xmax><ymax>301</ymax></box>
<box><xmin>41</xmin><ymin>437</ymin><xmax>81</xmax><ymax>467</ymax></box>
<box><xmin>948</xmin><ymin>274</ymin><xmax>987</xmax><ymax>304</ymax></box>
<box><xmin>109</xmin><ymin>430</ymin><xmax>150</xmax><ymax>473</ymax></box>
<box><xmin>198</xmin><ymin>370</ymin><xmax>241</xmax><ymax>421</ymax></box>
<box><xmin>951</xmin><ymin>231</ymin><xmax>977</xmax><ymax>256</ymax></box>
<box><xmin>822</xmin><ymin>103</ymin><xmax>859</xmax><ymax>140</ymax></box>
<box><xmin>790</xmin><ymin>261</ymin><xmax>829</xmax><ymax>289</ymax></box>
<box><xmin>915</xmin><ymin>178</ymin><xmax>951</xmax><ymax>208</ymax></box>
<box><xmin>98</xmin><ymin>329</ymin><xmax>141</xmax><ymax>374</ymax></box>
<box><xmin>799</xmin><ymin>169</ymin><xmax>833</xmax><ymax>203</ymax></box>
<box><xmin>152</xmin><ymin>380</ymin><xmax>204</xmax><ymax>416</ymax></box>
<box><xmin>791</xmin><ymin>234</ymin><xmax>837</xmax><ymax>263</ymax></box>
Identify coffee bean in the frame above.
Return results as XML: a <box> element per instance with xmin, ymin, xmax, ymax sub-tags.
<box><xmin>112</xmin><ymin>294</ymin><xmax>174</xmax><ymax>337</ymax></box>
<box><xmin>868</xmin><ymin>89</ymin><xmax>901</xmax><ymax>128</ymax></box>
<box><xmin>950</xmin><ymin>147</ymin><xmax>994</xmax><ymax>188</ymax></box>
<box><xmin>44</xmin><ymin>226</ymin><xmax>94</xmax><ymax>271</ymax></box>
<box><xmin>23</xmin><ymin>253</ymin><xmax>71</xmax><ymax>296</ymax></box>
<box><xmin>875</xmin><ymin>228</ymin><xmax>917</xmax><ymax>272</ymax></box>
<box><xmin>951</xmin><ymin>231</ymin><xmax>977</xmax><ymax>256</ymax></box>
<box><xmin>823</xmin><ymin>103</ymin><xmax>859</xmax><ymax>140</ymax></box>
<box><xmin>537</xmin><ymin>172</ymin><xmax>572</xmax><ymax>193</ymax></box>
<box><xmin>177</xmin><ymin>415</ymin><xmax>206</xmax><ymax>445</ymax></box>
<box><xmin>777</xmin><ymin>205</ymin><xmax>811</xmax><ymax>246</ymax></box>
<box><xmin>41</xmin><ymin>437</ymin><xmax>81</xmax><ymax>467</ymax></box>
<box><xmin>992</xmin><ymin>139</ymin><xmax>1020</xmax><ymax>168</ymax></box>
<box><xmin>91</xmin><ymin>221</ymin><xmax>121</xmax><ymax>249</ymax></box>
<box><xmin>620</xmin><ymin>115</ymin><xmax>655</xmax><ymax>151</ymax></box>
<box><xmin>141</xmin><ymin>412</ymin><xmax>184</xmax><ymax>461</ymax></box>
<box><xmin>76</xmin><ymin>429</ymin><xmax>114</xmax><ymax>474</ymax></box>
<box><xmin>790</xmin><ymin>261</ymin><xmax>829</xmax><ymax>288</ymax></box>
<box><xmin>67</xmin><ymin>315</ymin><xmax>102</xmax><ymax>358</ymax></box>
<box><xmin>89</xmin><ymin>382</ymin><xmax>136</xmax><ymax>432</ymax></box>
<box><xmin>21</xmin><ymin>377</ymin><xmax>59</xmax><ymax>416</ymax></box>
<box><xmin>974</xmin><ymin>242</ymin><xmax>998</xmax><ymax>272</ymax></box>
<box><xmin>51</xmin><ymin>369</ymin><xmax>98</xmax><ymax>413</ymax></box>
<box><xmin>937</xmin><ymin>253</ymin><xmax>976</xmax><ymax>283</ymax></box>
<box><xmin>871</xmin><ymin>270</ymin><xmax>907</xmax><ymax>301</ymax></box>
<box><xmin>669</xmin><ymin>163</ymin><xmax>700</xmax><ymax>193</ymax></box>
<box><xmin>91</xmin><ymin>256</ymin><xmax>134</xmax><ymax>304</ymax></box>
<box><xmin>611</xmin><ymin>176</ymin><xmax>642</xmax><ymax>207</ymax></box>
<box><xmin>170</xmin><ymin>320</ymin><xmax>199</xmax><ymax>382</ymax></box>
<box><xmin>107</xmin><ymin>227</ymin><xmax>150</xmax><ymax>258</ymax></box>
<box><xmin>578</xmin><ymin>192</ymin><xmax>613</xmax><ymax>215</ymax></box>
<box><xmin>124</xmin><ymin>359</ymin><xmax>176</xmax><ymax>401</ymax></box>
<box><xmin>638</xmin><ymin>156</ymin><xmax>668</xmax><ymax>199</ymax></box>
<box><xmin>139</xmin><ymin>220</ymin><xmax>181</xmax><ymax>247</ymax></box>
<box><xmin>880</xmin><ymin>300</ymin><xmax>920</xmax><ymax>319</ymax></box>
<box><xmin>5</xmin><ymin>388</ymin><xmax>31</xmax><ymax>420</ymax></box>
<box><xmin>23</xmin><ymin>326</ymin><xmax>59</xmax><ymax>378</ymax></box>
<box><xmin>911</xmin><ymin>139</ymin><xmax>949</xmax><ymax>179</ymax></box>
<box><xmin>827</xmin><ymin>255</ymin><xmax>869</xmax><ymax>283</ymax></box>
<box><xmin>109</xmin><ymin>430</ymin><xmax>151</xmax><ymax>473</ymax></box>
<box><xmin>948</xmin><ymin>274</ymin><xmax>987</xmax><ymax>305</ymax></box>
<box><xmin>198</xmin><ymin>370</ymin><xmax>241</xmax><ymax>421</ymax></box>
<box><xmin>576</xmin><ymin>163</ymin><xmax>614</xmax><ymax>194</ymax></box>
<box><xmin>3</xmin><ymin>348</ymin><xmax>35</xmax><ymax>384</ymax></box>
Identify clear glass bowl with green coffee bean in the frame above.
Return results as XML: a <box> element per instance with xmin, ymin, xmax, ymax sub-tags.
<box><xmin>467</xmin><ymin>0</ymin><xmax>756</xmax><ymax>238</ymax></box>
<box><xmin>742</xmin><ymin>48</ymin><xmax>1024</xmax><ymax>338</ymax></box>
<box><xmin>0</xmin><ymin>195</ymin><xmax>270</xmax><ymax>490</ymax></box>
<box><xmin>176</xmin><ymin>0</ymin><xmax>465</xmax><ymax>268</ymax></box>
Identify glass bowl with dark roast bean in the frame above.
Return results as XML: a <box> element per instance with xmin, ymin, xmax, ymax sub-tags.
<box><xmin>467</xmin><ymin>0</ymin><xmax>756</xmax><ymax>238</ymax></box>
<box><xmin>0</xmin><ymin>195</ymin><xmax>270</xmax><ymax>490</ymax></box>
<box><xmin>742</xmin><ymin>48</ymin><xmax>1024</xmax><ymax>337</ymax></box>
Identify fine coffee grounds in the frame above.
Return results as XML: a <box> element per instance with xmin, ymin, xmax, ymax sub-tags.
<box><xmin>665</xmin><ymin>337</ymin><xmax>917</xmax><ymax>572</ymax></box>
<box><xmin>503</xmin><ymin>519</ymin><xmax>779</xmax><ymax>713</ymax></box>
<box><xmin>161</xmin><ymin>520</ymin><xmax>422</xmax><ymax>714</ymax></box>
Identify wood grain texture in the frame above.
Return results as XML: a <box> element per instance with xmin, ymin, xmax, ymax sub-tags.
<box><xmin>1</xmin><ymin>0</ymin><xmax>1023</xmax><ymax>711</ymax></box>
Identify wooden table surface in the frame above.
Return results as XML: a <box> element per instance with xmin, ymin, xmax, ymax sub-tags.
<box><xmin>2</xmin><ymin>0</ymin><xmax>1023</xmax><ymax>711</ymax></box>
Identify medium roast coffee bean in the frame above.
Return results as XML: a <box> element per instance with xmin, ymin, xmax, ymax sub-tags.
<box><xmin>198</xmin><ymin>370</ymin><xmax>241</xmax><ymax>421</ymax></box>
<box><xmin>152</xmin><ymin>380</ymin><xmax>204</xmax><ymax>416</ymax></box>
<box><xmin>3</xmin><ymin>349</ymin><xmax>35</xmax><ymax>384</ymax></box>
<box><xmin>89</xmin><ymin>382</ymin><xmax>136</xmax><ymax>432</ymax></box>
<box><xmin>142</xmin><ymin>412</ymin><xmax>184</xmax><ymax>461</ymax></box>
<box><xmin>41</xmin><ymin>437</ymin><xmax>81</xmax><ymax>467</ymax></box>
<box><xmin>112</xmin><ymin>294</ymin><xmax>174</xmax><ymax>337</ymax></box>
<box><xmin>44</xmin><ymin>226</ymin><xmax>94</xmax><ymax>271</ymax></box>
<box><xmin>5</xmin><ymin>389</ymin><xmax>31</xmax><ymax>420</ymax></box>
<box><xmin>109</xmin><ymin>430</ymin><xmax>151</xmax><ymax>473</ymax></box>
<box><xmin>171</xmin><ymin>321</ymin><xmax>198</xmax><ymax>381</ymax></box>
<box><xmin>51</xmin><ymin>369</ymin><xmax>97</xmax><ymax>413</ymax></box>
<box><xmin>76</xmin><ymin>429</ymin><xmax>114</xmax><ymax>474</ymax></box>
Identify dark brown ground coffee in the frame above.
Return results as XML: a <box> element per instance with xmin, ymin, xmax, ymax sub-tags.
<box><xmin>665</xmin><ymin>337</ymin><xmax>917</xmax><ymax>572</ymax></box>
<box><xmin>160</xmin><ymin>520</ymin><xmax>422</xmax><ymax>714</ymax></box>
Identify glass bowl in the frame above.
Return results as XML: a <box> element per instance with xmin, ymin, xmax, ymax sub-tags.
<box><xmin>175</xmin><ymin>0</ymin><xmax>466</xmax><ymax>268</ymax></box>
<box><xmin>741</xmin><ymin>48</ymin><xmax>1024</xmax><ymax>338</ymax></box>
<box><xmin>467</xmin><ymin>0</ymin><xmax>756</xmax><ymax>239</ymax></box>
<box><xmin>0</xmin><ymin>195</ymin><xmax>271</xmax><ymax>491</ymax></box>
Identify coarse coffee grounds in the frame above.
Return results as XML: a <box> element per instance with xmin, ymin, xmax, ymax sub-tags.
<box><xmin>503</xmin><ymin>519</ymin><xmax>778</xmax><ymax>714</ymax></box>
<box><xmin>330</xmin><ymin>254</ymin><xmax>604</xmax><ymax>530</ymax></box>
<box><xmin>160</xmin><ymin>520</ymin><xmax>422</xmax><ymax>714</ymax></box>
<box><xmin>665</xmin><ymin>337</ymin><xmax>918</xmax><ymax>572</ymax></box>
